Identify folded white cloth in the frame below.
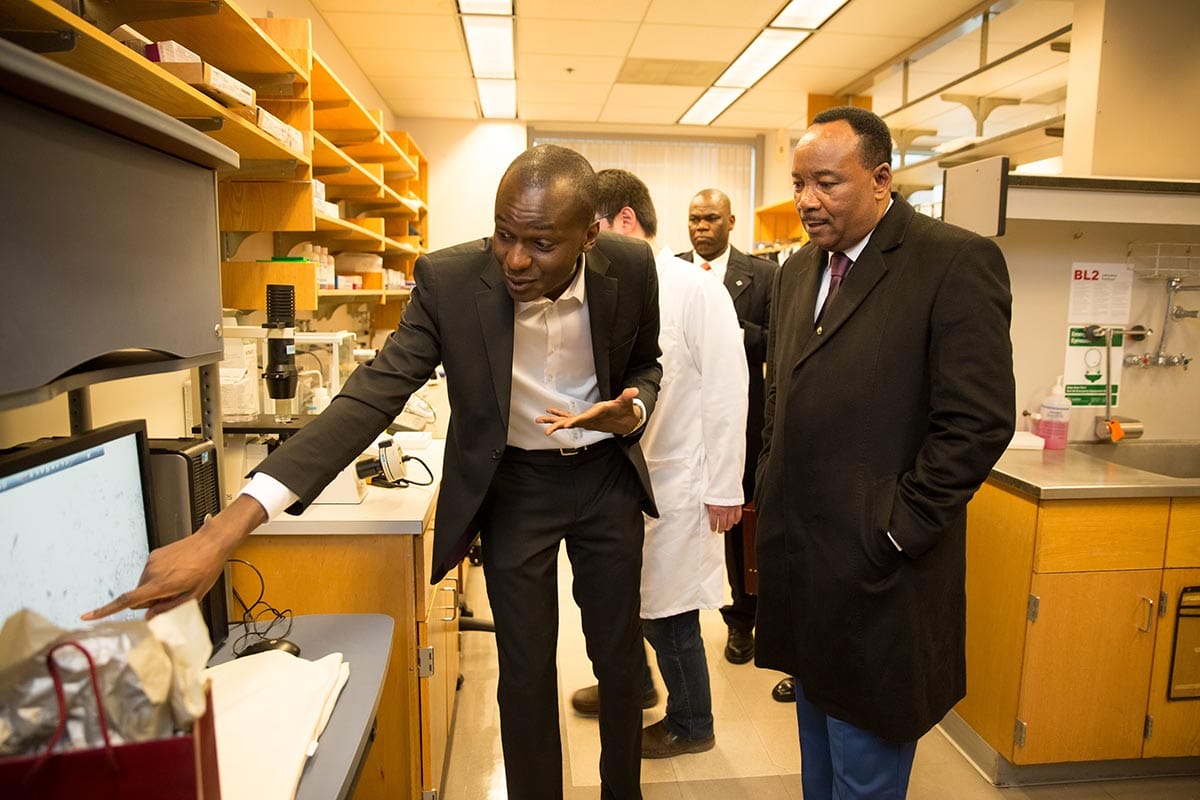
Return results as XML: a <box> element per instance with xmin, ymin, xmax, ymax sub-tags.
<box><xmin>205</xmin><ymin>650</ymin><xmax>349</xmax><ymax>800</ymax></box>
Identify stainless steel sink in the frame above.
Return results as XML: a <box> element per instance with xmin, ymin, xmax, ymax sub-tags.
<box><xmin>1068</xmin><ymin>440</ymin><xmax>1200</xmax><ymax>479</ymax></box>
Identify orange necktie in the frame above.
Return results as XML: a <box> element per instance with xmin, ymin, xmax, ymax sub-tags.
<box><xmin>701</xmin><ymin>261</ymin><xmax>711</xmax><ymax>271</ymax></box>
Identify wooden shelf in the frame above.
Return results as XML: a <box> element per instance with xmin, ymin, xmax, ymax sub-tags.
<box><xmin>753</xmin><ymin>198</ymin><xmax>806</xmax><ymax>251</ymax></box>
<box><xmin>319</xmin><ymin>287</ymin><xmax>411</xmax><ymax>303</ymax></box>
<box><xmin>0</xmin><ymin>0</ymin><xmax>307</xmax><ymax>172</ymax></box>
<box><xmin>313</xmin><ymin>131</ymin><xmax>384</xmax><ymax>185</ymax></box>
<box><xmin>131</xmin><ymin>2</ymin><xmax>308</xmax><ymax>94</ymax></box>
<box><xmin>311</xmin><ymin>52</ymin><xmax>376</xmax><ymax>134</ymax></box>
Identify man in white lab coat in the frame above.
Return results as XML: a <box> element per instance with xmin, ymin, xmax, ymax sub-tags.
<box><xmin>570</xmin><ymin>168</ymin><xmax>749</xmax><ymax>757</ymax></box>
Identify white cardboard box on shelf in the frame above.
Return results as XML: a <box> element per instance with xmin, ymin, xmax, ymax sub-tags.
<box><xmin>255</xmin><ymin>106</ymin><xmax>304</xmax><ymax>154</ymax></box>
<box><xmin>158</xmin><ymin>61</ymin><xmax>256</xmax><ymax>111</ymax></box>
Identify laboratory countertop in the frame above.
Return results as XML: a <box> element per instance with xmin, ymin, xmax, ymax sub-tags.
<box><xmin>990</xmin><ymin>444</ymin><xmax>1200</xmax><ymax>500</ymax></box>
<box><xmin>256</xmin><ymin>439</ymin><xmax>444</xmax><ymax>535</ymax></box>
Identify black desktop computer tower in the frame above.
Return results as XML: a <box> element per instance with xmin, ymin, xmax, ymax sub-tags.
<box><xmin>149</xmin><ymin>437</ymin><xmax>228</xmax><ymax>648</ymax></box>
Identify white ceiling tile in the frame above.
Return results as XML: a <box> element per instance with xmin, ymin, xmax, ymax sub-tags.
<box><xmin>308</xmin><ymin>0</ymin><xmax>1089</xmax><ymax>127</ymax></box>
<box><xmin>518</xmin><ymin>102</ymin><xmax>607</xmax><ymax>122</ymax></box>
<box><xmin>518</xmin><ymin>0</ymin><xmax>651</xmax><ymax>21</ymax></box>
<box><xmin>518</xmin><ymin>19</ymin><xmax>639</xmax><ymax>56</ymax></box>
<box><xmin>716</xmin><ymin>108</ymin><xmax>808</xmax><ymax>129</ymax></box>
<box><xmin>779</xmin><ymin>32</ymin><xmax>914</xmax><ymax>70</ymax></box>
<box><xmin>823</xmin><ymin>0</ymin><xmax>982</xmax><ymax>38</ymax></box>
<box><xmin>320</xmin><ymin>12</ymin><xmax>463</xmax><ymax>51</ymax></box>
<box><xmin>518</xmin><ymin>80</ymin><xmax>612</xmax><ymax>104</ymax></box>
<box><xmin>382</xmin><ymin>96</ymin><xmax>480</xmax><ymax>119</ymax></box>
<box><xmin>370</xmin><ymin>75</ymin><xmax>479</xmax><ymax>101</ymax></box>
<box><xmin>518</xmin><ymin>53</ymin><xmax>625</xmax><ymax>83</ymax></box>
<box><xmin>605</xmin><ymin>83</ymin><xmax>702</xmax><ymax>107</ymax></box>
<box><xmin>755</xmin><ymin>63</ymin><xmax>868</xmax><ymax>95</ymax></box>
<box><xmin>313</xmin><ymin>0</ymin><xmax>456</xmax><ymax>12</ymax></box>
<box><xmin>598</xmin><ymin>104</ymin><xmax>688</xmax><ymax>125</ymax></box>
<box><xmin>627</xmin><ymin>24</ymin><xmax>757</xmax><ymax>61</ymax></box>
<box><xmin>355</xmin><ymin>48</ymin><xmax>472</xmax><ymax>80</ymax></box>
<box><xmin>644</xmin><ymin>0</ymin><xmax>782</xmax><ymax>26</ymax></box>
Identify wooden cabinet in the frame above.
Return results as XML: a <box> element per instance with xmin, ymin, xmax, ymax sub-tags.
<box><xmin>230</xmin><ymin>518</ymin><xmax>460</xmax><ymax>800</ymax></box>
<box><xmin>959</xmin><ymin>482</ymin><xmax>1200</xmax><ymax>765</ymax></box>
<box><xmin>1145</xmin><ymin>567</ymin><xmax>1200</xmax><ymax>758</ymax></box>
<box><xmin>1017</xmin><ymin>569</ymin><xmax>1160</xmax><ymax>763</ymax></box>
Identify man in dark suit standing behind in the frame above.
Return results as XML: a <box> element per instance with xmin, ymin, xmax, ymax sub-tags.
<box><xmin>754</xmin><ymin>106</ymin><xmax>1014</xmax><ymax>798</ymax></box>
<box><xmin>86</xmin><ymin>145</ymin><xmax>663</xmax><ymax>800</ymax></box>
<box><xmin>677</xmin><ymin>189</ymin><xmax>776</xmax><ymax>671</ymax></box>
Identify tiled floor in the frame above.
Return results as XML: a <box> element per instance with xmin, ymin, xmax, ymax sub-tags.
<box><xmin>441</xmin><ymin>552</ymin><xmax>1200</xmax><ymax>799</ymax></box>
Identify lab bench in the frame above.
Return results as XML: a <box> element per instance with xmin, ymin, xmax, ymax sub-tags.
<box><xmin>947</xmin><ymin>445</ymin><xmax>1200</xmax><ymax>784</ymax></box>
<box><xmin>230</xmin><ymin>441</ymin><xmax>459</xmax><ymax>800</ymax></box>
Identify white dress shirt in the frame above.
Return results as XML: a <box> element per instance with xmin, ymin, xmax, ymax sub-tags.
<box><xmin>506</xmin><ymin>253</ymin><xmax>610</xmax><ymax>451</ymax></box>
<box><xmin>696</xmin><ymin>245</ymin><xmax>731</xmax><ymax>285</ymax></box>
<box><xmin>242</xmin><ymin>251</ymin><xmax>635</xmax><ymax>519</ymax></box>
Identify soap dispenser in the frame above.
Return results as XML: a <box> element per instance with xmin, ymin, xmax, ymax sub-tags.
<box><xmin>1037</xmin><ymin>376</ymin><xmax>1071</xmax><ymax>450</ymax></box>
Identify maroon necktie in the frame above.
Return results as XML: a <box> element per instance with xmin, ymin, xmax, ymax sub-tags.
<box><xmin>817</xmin><ymin>251</ymin><xmax>851</xmax><ymax>323</ymax></box>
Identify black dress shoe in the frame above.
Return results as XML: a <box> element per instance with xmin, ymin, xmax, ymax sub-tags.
<box><xmin>570</xmin><ymin>684</ymin><xmax>659</xmax><ymax>717</ymax></box>
<box><xmin>724</xmin><ymin>628</ymin><xmax>754</xmax><ymax>664</ymax></box>
<box><xmin>641</xmin><ymin>719</ymin><xmax>715</xmax><ymax>758</ymax></box>
<box><xmin>772</xmin><ymin>676</ymin><xmax>796</xmax><ymax>702</ymax></box>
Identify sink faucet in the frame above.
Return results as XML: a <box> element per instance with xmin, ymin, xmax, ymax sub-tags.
<box><xmin>1132</xmin><ymin>278</ymin><xmax>1199</xmax><ymax>369</ymax></box>
<box><xmin>1083</xmin><ymin>324</ymin><xmax>1145</xmax><ymax>443</ymax></box>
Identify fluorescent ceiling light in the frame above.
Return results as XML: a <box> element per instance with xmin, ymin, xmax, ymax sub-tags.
<box><xmin>716</xmin><ymin>29</ymin><xmax>808</xmax><ymax>89</ymax></box>
<box><xmin>679</xmin><ymin>87</ymin><xmax>745</xmax><ymax>126</ymax></box>
<box><xmin>458</xmin><ymin>0</ymin><xmax>511</xmax><ymax>14</ymax></box>
<box><xmin>462</xmin><ymin>15</ymin><xmax>514</xmax><ymax>79</ymax></box>
<box><xmin>477</xmin><ymin>78</ymin><xmax>516</xmax><ymax>118</ymax></box>
<box><xmin>771</xmin><ymin>0</ymin><xmax>849</xmax><ymax>29</ymax></box>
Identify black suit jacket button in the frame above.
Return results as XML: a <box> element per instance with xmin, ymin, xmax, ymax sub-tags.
<box><xmin>491</xmin><ymin>448</ymin><xmax>503</xmax><ymax>460</ymax></box>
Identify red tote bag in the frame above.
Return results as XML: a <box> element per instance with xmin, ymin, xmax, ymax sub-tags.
<box><xmin>0</xmin><ymin>641</ymin><xmax>220</xmax><ymax>800</ymax></box>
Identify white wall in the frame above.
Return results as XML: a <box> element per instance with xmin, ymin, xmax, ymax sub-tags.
<box><xmin>392</xmin><ymin>118</ymin><xmax>528</xmax><ymax>251</ymax></box>
<box><xmin>1002</xmin><ymin>218</ymin><xmax>1200</xmax><ymax>441</ymax></box>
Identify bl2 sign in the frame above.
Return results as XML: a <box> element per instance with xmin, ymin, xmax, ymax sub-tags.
<box><xmin>1074</xmin><ymin>269</ymin><xmax>1101</xmax><ymax>280</ymax></box>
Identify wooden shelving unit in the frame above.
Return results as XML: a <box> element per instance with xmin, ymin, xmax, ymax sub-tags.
<box><xmin>752</xmin><ymin>198</ymin><xmax>806</xmax><ymax>255</ymax></box>
<box><xmin>0</xmin><ymin>0</ymin><xmax>308</xmax><ymax>172</ymax></box>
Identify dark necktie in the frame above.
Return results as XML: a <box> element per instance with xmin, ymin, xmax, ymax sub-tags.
<box><xmin>817</xmin><ymin>251</ymin><xmax>851</xmax><ymax>323</ymax></box>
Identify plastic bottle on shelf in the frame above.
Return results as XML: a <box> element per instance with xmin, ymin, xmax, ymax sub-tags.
<box><xmin>1036</xmin><ymin>375</ymin><xmax>1071</xmax><ymax>450</ymax></box>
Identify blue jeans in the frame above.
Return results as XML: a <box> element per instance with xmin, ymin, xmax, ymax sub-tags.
<box><xmin>641</xmin><ymin>610</ymin><xmax>714</xmax><ymax>739</ymax></box>
<box><xmin>793</xmin><ymin>677</ymin><xmax>917</xmax><ymax>800</ymax></box>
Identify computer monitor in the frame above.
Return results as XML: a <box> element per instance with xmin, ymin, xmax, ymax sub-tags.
<box><xmin>0</xmin><ymin>420</ymin><xmax>155</xmax><ymax>629</ymax></box>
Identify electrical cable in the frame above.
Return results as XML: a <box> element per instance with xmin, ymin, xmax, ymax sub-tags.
<box><xmin>369</xmin><ymin>453</ymin><xmax>435</xmax><ymax>489</ymax></box>
<box><xmin>226</xmin><ymin>557</ymin><xmax>294</xmax><ymax>657</ymax></box>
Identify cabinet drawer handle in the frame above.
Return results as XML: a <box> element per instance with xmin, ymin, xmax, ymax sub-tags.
<box><xmin>440</xmin><ymin>577</ymin><xmax>459</xmax><ymax>622</ymax></box>
<box><xmin>1138</xmin><ymin>595</ymin><xmax>1154</xmax><ymax>632</ymax></box>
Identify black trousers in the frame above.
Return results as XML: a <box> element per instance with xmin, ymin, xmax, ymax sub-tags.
<box><xmin>720</xmin><ymin>518</ymin><xmax>757</xmax><ymax>633</ymax></box>
<box><xmin>479</xmin><ymin>440</ymin><xmax>646</xmax><ymax>800</ymax></box>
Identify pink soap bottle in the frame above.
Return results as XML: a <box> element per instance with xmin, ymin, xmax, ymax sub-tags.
<box><xmin>1037</xmin><ymin>376</ymin><xmax>1071</xmax><ymax>450</ymax></box>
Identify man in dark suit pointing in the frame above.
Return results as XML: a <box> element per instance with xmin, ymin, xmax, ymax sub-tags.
<box><xmin>87</xmin><ymin>144</ymin><xmax>663</xmax><ymax>800</ymax></box>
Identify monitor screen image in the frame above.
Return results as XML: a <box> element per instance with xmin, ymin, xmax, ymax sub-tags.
<box><xmin>0</xmin><ymin>420</ymin><xmax>155</xmax><ymax>630</ymax></box>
